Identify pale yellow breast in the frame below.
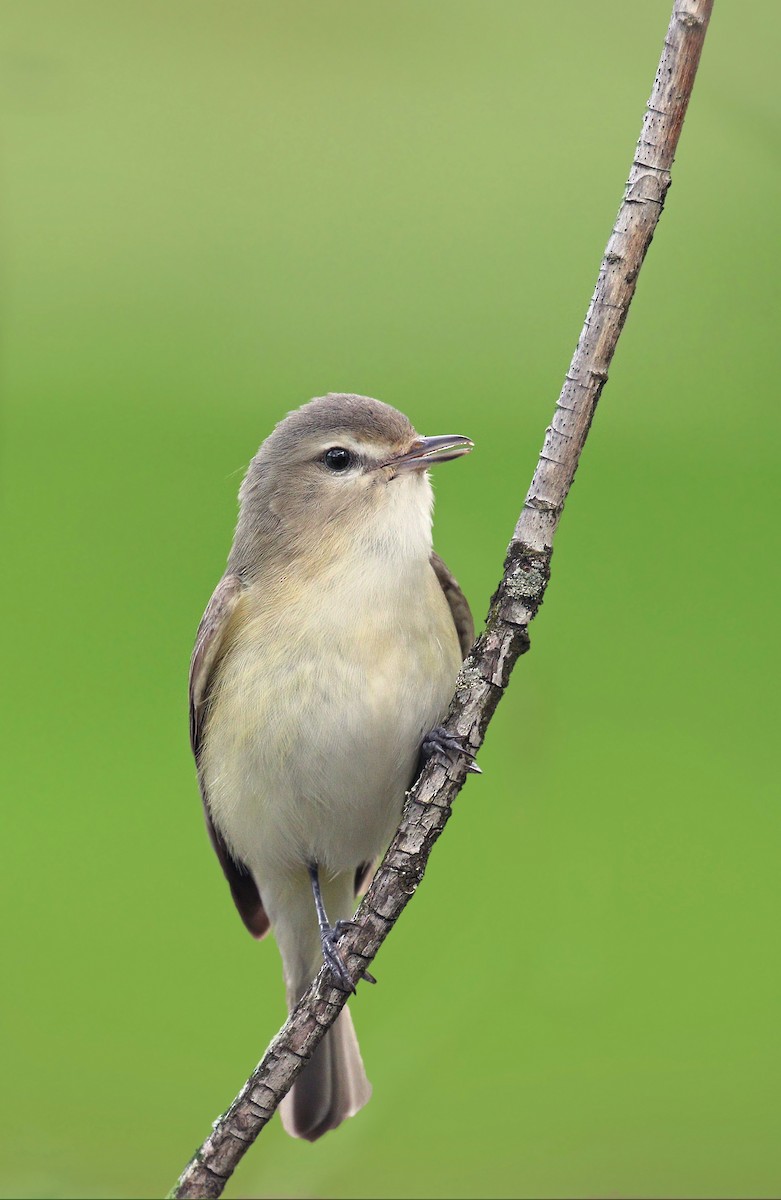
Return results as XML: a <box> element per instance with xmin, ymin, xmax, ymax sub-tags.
<box><xmin>200</xmin><ymin>553</ymin><xmax>462</xmax><ymax>876</ymax></box>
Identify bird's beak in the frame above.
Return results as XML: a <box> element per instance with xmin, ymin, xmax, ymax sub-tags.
<box><xmin>384</xmin><ymin>434</ymin><xmax>474</xmax><ymax>473</ymax></box>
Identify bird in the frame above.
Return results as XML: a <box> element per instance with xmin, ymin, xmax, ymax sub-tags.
<box><xmin>189</xmin><ymin>392</ymin><xmax>474</xmax><ymax>1141</ymax></box>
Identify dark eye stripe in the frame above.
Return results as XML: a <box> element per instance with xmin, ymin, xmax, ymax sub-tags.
<box><xmin>323</xmin><ymin>447</ymin><xmax>353</xmax><ymax>472</ymax></box>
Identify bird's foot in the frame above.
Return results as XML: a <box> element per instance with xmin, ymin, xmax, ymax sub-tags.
<box><xmin>320</xmin><ymin>920</ymin><xmax>377</xmax><ymax>991</ymax></box>
<box><xmin>421</xmin><ymin>726</ymin><xmax>482</xmax><ymax>774</ymax></box>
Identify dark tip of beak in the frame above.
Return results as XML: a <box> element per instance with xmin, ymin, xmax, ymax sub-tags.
<box><xmin>385</xmin><ymin>434</ymin><xmax>474</xmax><ymax>472</ymax></box>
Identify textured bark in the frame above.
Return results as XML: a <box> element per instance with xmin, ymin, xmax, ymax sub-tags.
<box><xmin>170</xmin><ymin>2</ymin><xmax>713</xmax><ymax>1196</ymax></box>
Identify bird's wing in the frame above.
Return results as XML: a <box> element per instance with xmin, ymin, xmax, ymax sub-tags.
<box><xmin>189</xmin><ymin>573</ymin><xmax>270</xmax><ymax>939</ymax></box>
<box><xmin>354</xmin><ymin>861</ymin><xmax>375</xmax><ymax>896</ymax></box>
<box><xmin>430</xmin><ymin>551</ymin><xmax>474</xmax><ymax>658</ymax></box>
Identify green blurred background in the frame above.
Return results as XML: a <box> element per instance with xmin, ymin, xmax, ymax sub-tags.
<box><xmin>2</xmin><ymin>2</ymin><xmax>779</xmax><ymax>1197</ymax></box>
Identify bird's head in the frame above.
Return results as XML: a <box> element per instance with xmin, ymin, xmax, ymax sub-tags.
<box><xmin>231</xmin><ymin>393</ymin><xmax>473</xmax><ymax>574</ymax></box>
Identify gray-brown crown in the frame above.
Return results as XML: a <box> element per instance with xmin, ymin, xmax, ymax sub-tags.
<box><xmin>266</xmin><ymin>393</ymin><xmax>416</xmax><ymax>457</ymax></box>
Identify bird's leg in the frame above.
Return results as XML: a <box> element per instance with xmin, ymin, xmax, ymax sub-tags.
<box><xmin>420</xmin><ymin>726</ymin><xmax>482</xmax><ymax>775</ymax></box>
<box><xmin>307</xmin><ymin>864</ymin><xmax>376</xmax><ymax>992</ymax></box>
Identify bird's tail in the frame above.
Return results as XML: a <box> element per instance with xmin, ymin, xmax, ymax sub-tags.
<box><xmin>280</xmin><ymin>1003</ymin><xmax>371</xmax><ymax>1140</ymax></box>
<box><xmin>276</xmin><ymin>869</ymin><xmax>372</xmax><ymax>1141</ymax></box>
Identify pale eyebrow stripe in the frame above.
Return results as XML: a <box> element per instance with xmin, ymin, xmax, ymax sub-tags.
<box><xmin>315</xmin><ymin>434</ymin><xmax>383</xmax><ymax>461</ymax></box>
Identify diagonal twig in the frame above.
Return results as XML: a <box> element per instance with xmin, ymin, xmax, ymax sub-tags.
<box><xmin>170</xmin><ymin>2</ymin><xmax>713</xmax><ymax>1195</ymax></box>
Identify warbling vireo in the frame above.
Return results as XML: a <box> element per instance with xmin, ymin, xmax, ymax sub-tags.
<box><xmin>189</xmin><ymin>393</ymin><xmax>474</xmax><ymax>1140</ymax></box>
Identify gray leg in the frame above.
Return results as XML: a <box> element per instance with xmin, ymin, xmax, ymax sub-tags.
<box><xmin>308</xmin><ymin>864</ymin><xmax>376</xmax><ymax>992</ymax></box>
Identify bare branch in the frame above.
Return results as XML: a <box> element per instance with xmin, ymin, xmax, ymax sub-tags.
<box><xmin>171</xmin><ymin>2</ymin><xmax>713</xmax><ymax>1195</ymax></box>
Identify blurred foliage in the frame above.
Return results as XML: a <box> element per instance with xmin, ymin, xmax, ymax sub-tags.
<box><xmin>1</xmin><ymin>2</ymin><xmax>779</xmax><ymax>1198</ymax></box>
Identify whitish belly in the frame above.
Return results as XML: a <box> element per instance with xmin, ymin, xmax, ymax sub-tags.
<box><xmin>201</xmin><ymin>580</ymin><xmax>461</xmax><ymax>881</ymax></box>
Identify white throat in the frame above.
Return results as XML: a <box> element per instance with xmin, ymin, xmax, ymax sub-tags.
<box><xmin>355</xmin><ymin>471</ymin><xmax>434</xmax><ymax>566</ymax></box>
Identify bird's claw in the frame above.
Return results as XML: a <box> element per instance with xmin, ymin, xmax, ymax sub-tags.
<box><xmin>320</xmin><ymin>925</ymin><xmax>356</xmax><ymax>993</ymax></box>
<box><xmin>320</xmin><ymin>922</ymin><xmax>377</xmax><ymax>991</ymax></box>
<box><xmin>421</xmin><ymin>726</ymin><xmax>482</xmax><ymax>774</ymax></box>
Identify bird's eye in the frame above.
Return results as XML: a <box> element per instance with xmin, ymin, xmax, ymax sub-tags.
<box><xmin>323</xmin><ymin>447</ymin><xmax>353</xmax><ymax>472</ymax></box>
